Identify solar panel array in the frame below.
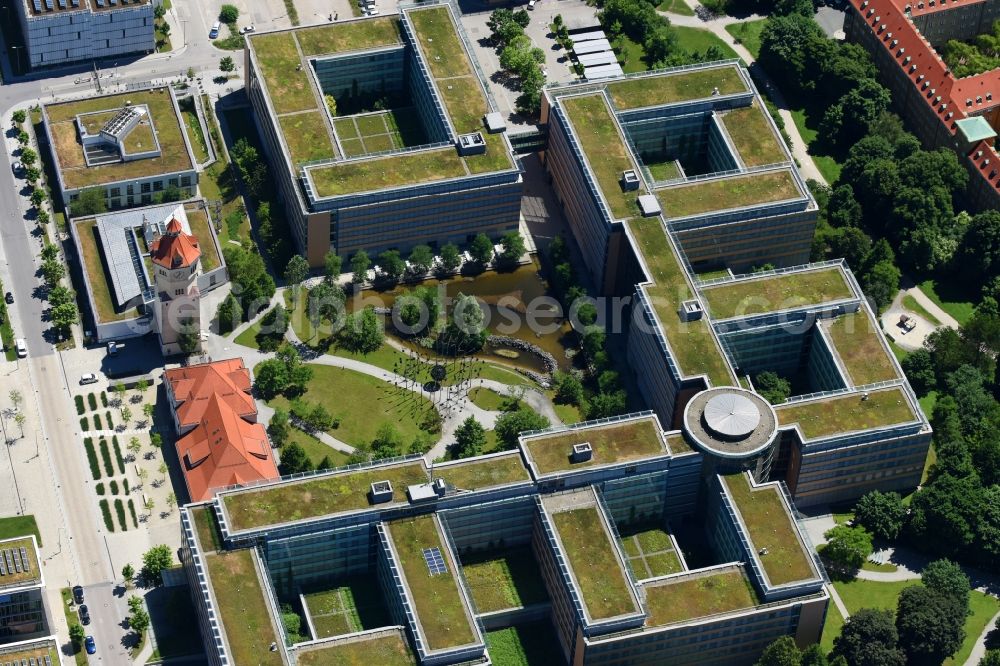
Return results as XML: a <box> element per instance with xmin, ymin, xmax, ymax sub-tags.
<box><xmin>0</xmin><ymin>546</ymin><xmax>31</xmax><ymax>577</ymax></box>
<box><xmin>2</xmin><ymin>657</ymin><xmax>52</xmax><ymax>666</ymax></box>
<box><xmin>102</xmin><ymin>106</ymin><xmax>138</xmax><ymax>138</ymax></box>
<box><xmin>422</xmin><ymin>547</ymin><xmax>447</xmax><ymax>576</ymax></box>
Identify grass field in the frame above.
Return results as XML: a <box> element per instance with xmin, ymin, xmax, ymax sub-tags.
<box><xmin>918</xmin><ymin>279</ymin><xmax>975</xmax><ymax>325</ymax></box>
<box><xmin>303</xmin><ymin>576</ymin><xmax>392</xmax><ymax>638</ymax></box>
<box><xmin>725</xmin><ymin>19</ymin><xmax>766</xmax><ymax>59</ymax></box>
<box><xmin>461</xmin><ymin>547</ymin><xmax>549</xmax><ymax>612</ymax></box>
<box><xmin>819</xmin><ymin>601</ymin><xmax>844</xmax><ymax>654</ymax></box>
<box><xmin>298</xmin><ymin>633</ymin><xmax>415</xmax><ymax>666</ymax></box>
<box><xmin>902</xmin><ymin>294</ymin><xmax>943</xmax><ymax>326</ymax></box>
<box><xmin>674</xmin><ymin>26</ymin><xmax>740</xmax><ymax>61</ymax></box>
<box><xmin>468</xmin><ymin>387</ymin><xmax>507</xmax><ymax>411</ymax></box>
<box><xmin>485</xmin><ymin>624</ymin><xmax>564</xmax><ymax>665</ymax></box>
<box><xmin>0</xmin><ymin>514</ymin><xmax>39</xmax><ymax>544</ymax></box>
<box><xmin>657</xmin><ymin>0</ymin><xmax>694</xmax><ymax>15</ymax></box>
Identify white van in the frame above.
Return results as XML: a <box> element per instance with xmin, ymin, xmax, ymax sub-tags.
<box><xmin>14</xmin><ymin>338</ymin><xmax>26</xmax><ymax>358</ymax></box>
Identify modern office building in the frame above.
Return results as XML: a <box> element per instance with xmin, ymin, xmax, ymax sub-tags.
<box><xmin>244</xmin><ymin>3</ymin><xmax>522</xmax><ymax>267</ymax></box>
<box><xmin>0</xmin><ymin>638</ymin><xmax>61</xmax><ymax>666</ymax></box>
<box><xmin>12</xmin><ymin>0</ymin><xmax>154</xmax><ymax>69</ymax></box>
<box><xmin>845</xmin><ymin>0</ymin><xmax>1000</xmax><ymax>209</ymax></box>
<box><xmin>69</xmin><ymin>200</ymin><xmax>226</xmax><ymax>346</ymax></box>
<box><xmin>0</xmin><ymin>536</ymin><xmax>52</xmax><ymax>647</ymax></box>
<box><xmin>181</xmin><ymin>412</ymin><xmax>828</xmax><ymax>666</ymax></box>
<box><xmin>40</xmin><ymin>87</ymin><xmax>198</xmax><ymax>213</ymax></box>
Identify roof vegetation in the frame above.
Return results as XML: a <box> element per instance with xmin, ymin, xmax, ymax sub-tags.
<box><xmin>523</xmin><ymin>418</ymin><xmax>665</xmax><ymax>475</ymax></box>
<box><xmin>644</xmin><ymin>568</ymin><xmax>757</xmax><ymax>626</ymax></box>
<box><xmin>825</xmin><ymin>312</ymin><xmax>900</xmax><ymax>386</ymax></box>
<box><xmin>606</xmin><ymin>65</ymin><xmax>748</xmax><ymax>110</ymax></box>
<box><xmin>722</xmin><ymin>473</ymin><xmax>816</xmax><ymax>586</ymax></box>
<box><xmin>700</xmin><ymin>267</ymin><xmax>854</xmax><ymax>320</ymax></box>
<box><xmin>0</xmin><ymin>537</ymin><xmax>39</xmax><ymax>586</ymax></box>
<box><xmin>279</xmin><ymin>110</ymin><xmax>337</xmax><ymax>165</ymax></box>
<box><xmin>720</xmin><ymin>102</ymin><xmax>788</xmax><ymax>167</ymax></box>
<box><xmin>249</xmin><ymin>32</ymin><xmax>318</xmax><ymax>115</ymax></box>
<box><xmin>297</xmin><ymin>633</ymin><xmax>416</xmax><ymax>666</ymax></box>
<box><xmin>75</xmin><ymin>219</ymin><xmax>138</xmax><ymax>323</ymax></box>
<box><xmin>407</xmin><ymin>6</ymin><xmax>473</xmax><ymax>79</ymax></box>
<box><xmin>775</xmin><ymin>387</ymin><xmax>917</xmax><ymax>440</ymax></box>
<box><xmin>627</xmin><ymin>217</ymin><xmax>735</xmax><ymax>387</ymax></box>
<box><xmin>294</xmin><ymin>17</ymin><xmax>402</xmax><ymax>57</ymax></box>
<box><xmin>205</xmin><ymin>550</ymin><xmax>282</xmax><ymax>666</ymax></box>
<box><xmin>435</xmin><ymin>453</ymin><xmax>530</xmax><ymax>491</ymax></box>
<box><xmin>309</xmin><ymin>147</ymin><xmax>468</xmax><ymax>197</ymax></box>
<box><xmin>656</xmin><ymin>169</ymin><xmax>801</xmax><ymax>219</ymax></box>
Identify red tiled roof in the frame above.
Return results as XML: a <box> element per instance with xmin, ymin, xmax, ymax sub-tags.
<box><xmin>850</xmin><ymin>0</ymin><xmax>1000</xmax><ymax>193</ymax></box>
<box><xmin>165</xmin><ymin>359</ymin><xmax>278</xmax><ymax>500</ymax></box>
<box><xmin>902</xmin><ymin>0</ymin><xmax>985</xmax><ymax>17</ymax></box>
<box><xmin>151</xmin><ymin>218</ymin><xmax>201</xmax><ymax>269</ymax></box>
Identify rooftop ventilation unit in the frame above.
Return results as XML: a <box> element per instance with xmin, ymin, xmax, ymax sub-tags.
<box><xmin>571</xmin><ymin>442</ymin><xmax>593</xmax><ymax>463</ymax></box>
<box><xmin>620</xmin><ymin>169</ymin><xmax>640</xmax><ymax>191</ymax></box>
<box><xmin>637</xmin><ymin>194</ymin><xmax>661</xmax><ymax>217</ymax></box>
<box><xmin>433</xmin><ymin>478</ymin><xmax>447</xmax><ymax>496</ymax></box>
<box><xmin>456</xmin><ymin>132</ymin><xmax>486</xmax><ymax>156</ymax></box>
<box><xmin>483</xmin><ymin>112</ymin><xmax>506</xmax><ymax>134</ymax></box>
<box><xmin>679</xmin><ymin>299</ymin><xmax>704</xmax><ymax>322</ymax></box>
<box><xmin>978</xmin><ymin>96</ymin><xmax>983</xmax><ymax>104</ymax></box>
<box><xmin>369</xmin><ymin>480</ymin><xmax>393</xmax><ymax>504</ymax></box>
<box><xmin>988</xmin><ymin>92</ymin><xmax>993</xmax><ymax>100</ymax></box>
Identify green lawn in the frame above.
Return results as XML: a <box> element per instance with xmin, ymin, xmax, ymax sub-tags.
<box><xmin>616</xmin><ymin>35</ymin><xmax>647</xmax><ymax>74</ymax></box>
<box><xmin>645</xmin><ymin>569</ymin><xmax>757</xmax><ymax>625</ymax></box>
<box><xmin>819</xmin><ymin>602</ymin><xmax>844</xmax><ymax>654</ymax></box>
<box><xmin>287</xmin><ymin>427</ymin><xmax>350</xmax><ymax>468</ymax></box>
<box><xmin>205</xmin><ymin>551</ymin><xmax>282</xmax><ymax>666</ymax></box>
<box><xmin>788</xmin><ymin>107</ymin><xmax>842</xmax><ymax>183</ymax></box>
<box><xmin>902</xmin><ymin>294</ymin><xmax>943</xmax><ymax>326</ymax></box>
<box><xmin>60</xmin><ymin>588</ymin><xmax>88</xmax><ymax>666</ymax></box>
<box><xmin>657</xmin><ymin>0</ymin><xmax>694</xmax><ymax>15</ymax></box>
<box><xmin>468</xmin><ymin>387</ymin><xmax>507</xmax><ymax>411</ymax></box>
<box><xmin>775</xmin><ymin>387</ymin><xmax>916</xmax><ymax>439</ymax></box>
<box><xmin>918</xmin><ymin>391</ymin><xmax>938</xmax><ymax>420</ymax></box>
<box><xmin>0</xmin><ymin>514</ymin><xmax>40</xmax><ymax>544</ymax></box>
<box><xmin>701</xmin><ymin>267</ymin><xmax>852</xmax><ymax>319</ymax></box>
<box><xmin>267</xmin><ymin>364</ymin><xmax>439</xmax><ymax>449</ymax></box>
<box><xmin>309</xmin><ymin>147</ymin><xmax>467</xmax><ymax>198</ymax></box>
<box><xmin>233</xmin><ymin>320</ymin><xmax>263</xmax><ymax>349</ymax></box>
<box><xmin>461</xmin><ymin>547</ymin><xmax>549</xmax><ymax>612</ymax></box>
<box><xmin>278</xmin><ymin>111</ymin><xmax>336</xmax><ymax>166</ymax></box>
<box><xmin>918</xmin><ymin>279</ymin><xmax>975</xmax><ymax>325</ymax></box>
<box><xmin>618</xmin><ymin>523</ymin><xmax>683</xmax><ymax>579</ymax></box>
<box><xmin>484</xmin><ymin>624</ymin><xmax>564</xmax><ymax>666</ymax></box>
<box><xmin>657</xmin><ymin>169</ymin><xmax>801</xmax><ymax>218</ymax></box>
<box><xmin>303</xmin><ymin>576</ymin><xmax>393</xmax><ymax>638</ymax></box>
<box><xmin>190</xmin><ymin>506</ymin><xmax>222</xmax><ymax>552</ymax></box>
<box><xmin>725</xmin><ymin>19</ymin><xmax>766</xmax><ymax>59</ymax></box>
<box><xmin>673</xmin><ymin>26</ymin><xmax>740</xmax><ymax>60</ymax></box>
<box><xmin>298</xmin><ymin>634</ymin><xmax>415</xmax><ymax>666</ymax></box>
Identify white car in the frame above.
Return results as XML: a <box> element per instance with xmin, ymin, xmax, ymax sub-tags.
<box><xmin>80</xmin><ymin>373</ymin><xmax>99</xmax><ymax>385</ymax></box>
<box><xmin>239</xmin><ymin>24</ymin><xmax>255</xmax><ymax>34</ymax></box>
<box><xmin>528</xmin><ymin>0</ymin><xmax>536</xmax><ymax>8</ymax></box>
<box><xmin>15</xmin><ymin>338</ymin><xmax>26</xmax><ymax>358</ymax></box>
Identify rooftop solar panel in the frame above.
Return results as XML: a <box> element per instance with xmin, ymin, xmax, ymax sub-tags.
<box><xmin>422</xmin><ymin>547</ymin><xmax>447</xmax><ymax>576</ymax></box>
<box><xmin>20</xmin><ymin>548</ymin><xmax>28</xmax><ymax>571</ymax></box>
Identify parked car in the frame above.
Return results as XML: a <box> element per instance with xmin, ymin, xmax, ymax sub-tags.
<box><xmin>209</xmin><ymin>21</ymin><xmax>221</xmax><ymax>38</ymax></box>
<box><xmin>239</xmin><ymin>24</ymin><xmax>255</xmax><ymax>34</ymax></box>
<box><xmin>107</xmin><ymin>341</ymin><xmax>120</xmax><ymax>356</ymax></box>
<box><xmin>84</xmin><ymin>636</ymin><xmax>96</xmax><ymax>655</ymax></box>
<box><xmin>15</xmin><ymin>338</ymin><xmax>26</xmax><ymax>358</ymax></box>
<box><xmin>80</xmin><ymin>373</ymin><xmax>99</xmax><ymax>385</ymax></box>
<box><xmin>72</xmin><ymin>585</ymin><xmax>84</xmax><ymax>604</ymax></box>
<box><xmin>4</xmin><ymin>291</ymin><xmax>13</xmax><ymax>304</ymax></box>
<box><xmin>528</xmin><ymin>0</ymin><xmax>536</xmax><ymax>9</ymax></box>
<box><xmin>78</xmin><ymin>604</ymin><xmax>90</xmax><ymax>625</ymax></box>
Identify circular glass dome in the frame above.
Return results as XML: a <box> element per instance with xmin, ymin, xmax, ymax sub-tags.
<box><xmin>703</xmin><ymin>392</ymin><xmax>762</xmax><ymax>439</ymax></box>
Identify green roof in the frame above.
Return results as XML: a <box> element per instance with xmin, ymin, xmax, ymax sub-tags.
<box><xmin>46</xmin><ymin>88</ymin><xmax>193</xmax><ymax>189</ymax></box>
<box><xmin>221</xmin><ymin>461</ymin><xmax>428</xmax><ymax>531</ymax></box>
<box><xmin>205</xmin><ymin>550</ymin><xmax>282</xmax><ymax>666</ymax></box>
<box><xmin>434</xmin><ymin>453</ymin><xmax>530</xmax><ymax>490</ymax></box>
<box><xmin>700</xmin><ymin>266</ymin><xmax>854</xmax><ymax>320</ymax></box>
<box><xmin>627</xmin><ymin>217</ymin><xmax>736</xmax><ymax>387</ymax></box>
<box><xmin>309</xmin><ymin>147</ymin><xmax>468</xmax><ymax>197</ymax></box>
<box><xmin>721</xmin><ymin>473</ymin><xmax>817</xmax><ymax>586</ymax></box>
<box><xmin>294</xmin><ymin>17</ymin><xmax>402</xmax><ymax>56</ymax></box>
<box><xmin>297</xmin><ymin>633</ymin><xmax>416</xmax><ymax>666</ymax></box>
<box><xmin>248</xmin><ymin>32</ymin><xmax>318</xmax><ymax>116</ymax></box>
<box><xmin>279</xmin><ymin>111</ymin><xmax>336</xmax><ymax>165</ymax></box>
<box><xmin>824</xmin><ymin>311</ymin><xmax>900</xmax><ymax>386</ymax></box>
<box><xmin>0</xmin><ymin>537</ymin><xmax>39</xmax><ymax>587</ymax></box>
<box><xmin>606</xmin><ymin>64</ymin><xmax>748</xmax><ymax>110</ymax></box>
<box><xmin>720</xmin><ymin>102</ymin><xmax>788</xmax><ymax>167</ymax></box>
<box><xmin>655</xmin><ymin>169</ymin><xmax>802</xmax><ymax>219</ymax></box>
<box><xmin>561</xmin><ymin>93</ymin><xmax>641</xmax><ymax>220</ymax></box>
<box><xmin>775</xmin><ymin>387</ymin><xmax>917</xmax><ymax>440</ymax></box>
<box><xmin>643</xmin><ymin>568</ymin><xmax>757</xmax><ymax>626</ymax></box>
<box><xmin>387</xmin><ymin>516</ymin><xmax>478</xmax><ymax>651</ymax></box>
<box><xmin>550</xmin><ymin>506</ymin><xmax>639</xmax><ymax>621</ymax></box>
<box><xmin>0</xmin><ymin>641</ymin><xmax>59</xmax><ymax>666</ymax></box>
<box><xmin>522</xmin><ymin>417</ymin><xmax>666</xmax><ymax>475</ymax></box>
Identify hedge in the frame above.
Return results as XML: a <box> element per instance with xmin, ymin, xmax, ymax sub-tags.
<box><xmin>95</xmin><ymin>483</ymin><xmax>105</xmax><ymax>495</ymax></box>
<box><xmin>75</xmin><ymin>396</ymin><xmax>85</xmax><ymax>415</ymax></box>
<box><xmin>128</xmin><ymin>499</ymin><xmax>138</xmax><ymax>528</ymax></box>
<box><xmin>98</xmin><ymin>499</ymin><xmax>114</xmax><ymax>531</ymax></box>
<box><xmin>83</xmin><ymin>438</ymin><xmax>100</xmax><ymax>480</ymax></box>
<box><xmin>88</xmin><ymin>393</ymin><xmax>97</xmax><ymax>411</ymax></box>
<box><xmin>124</xmin><ymin>479</ymin><xmax>130</xmax><ymax>494</ymax></box>
<box><xmin>93</xmin><ymin>414</ymin><xmax>102</xmax><ymax>430</ymax></box>
<box><xmin>80</xmin><ymin>417</ymin><xmax>88</xmax><ymax>431</ymax></box>
<box><xmin>112</xmin><ymin>436</ymin><xmax>125</xmax><ymax>474</ymax></box>
<box><xmin>100</xmin><ymin>391</ymin><xmax>108</xmax><ymax>408</ymax></box>
<box><xmin>109</xmin><ymin>479</ymin><xmax>119</xmax><ymax>495</ymax></box>
<box><xmin>114</xmin><ymin>499</ymin><xmax>127</xmax><ymax>532</ymax></box>
<box><xmin>106</xmin><ymin>411</ymin><xmax>114</xmax><ymax>429</ymax></box>
<box><xmin>99</xmin><ymin>439</ymin><xmax>114</xmax><ymax>477</ymax></box>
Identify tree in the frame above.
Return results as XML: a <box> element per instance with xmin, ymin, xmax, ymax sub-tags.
<box><xmin>69</xmin><ymin>623</ymin><xmax>86</xmax><ymax>648</ymax></box>
<box><xmin>141</xmin><ymin>544</ymin><xmax>173</xmax><ymax>585</ymax></box>
<box><xmin>120</xmin><ymin>405</ymin><xmax>132</xmax><ymax>426</ymax></box>
<box><xmin>51</xmin><ymin>302</ymin><xmax>78</xmax><ymax>333</ymax></box>
<box><xmin>756</xmin><ymin>636</ymin><xmax>802</xmax><ymax>666</ymax></box>
<box><xmin>469</xmin><ymin>233</ymin><xmax>494</xmax><ymax>265</ymax></box>
<box><xmin>394</xmin><ymin>286</ymin><xmax>441</xmax><ymax>337</ymax></box>
<box><xmin>279</xmin><ymin>442</ymin><xmax>313</xmax><ymax>474</ymax></box>
<box><xmin>157</xmin><ymin>461</ymin><xmax>168</xmax><ymax>481</ymax></box>
<box><xmin>453</xmin><ymin>416</ymin><xmax>487</xmax><ymax>459</ymax></box>
<box><xmin>821</xmin><ymin>79</ymin><xmax>892</xmax><ymax>153</ymax></box>
<box><xmin>588</xmin><ymin>390</ymin><xmax>627</xmax><ymax>419</ymax></box>
<box><xmin>177</xmin><ymin>317</ymin><xmax>199</xmax><ymax>355</ymax></box>
<box><xmin>494</xmin><ymin>408</ymin><xmax>550</xmax><ymax>449</ymax></box>
<box><xmin>130</xmin><ymin>607</ymin><xmax>151</xmax><ymax>636</ymax></box>
<box><xmin>832</xmin><ymin>608</ymin><xmax>905</xmax><ymax>666</ymax></box>
<box><xmin>11</xmin><ymin>109</ymin><xmax>26</xmax><ymax>125</ymax></box>
<box><xmin>440</xmin><ymin>243</ymin><xmax>461</xmax><ymax>273</ymax></box>
<box><xmin>371</xmin><ymin>423</ymin><xmax>404</xmax><ymax>460</ymax></box>
<box><xmin>854</xmin><ymin>490</ymin><xmax>905</xmax><ymax>541</ymax></box>
<box><xmin>408</xmin><ymin>245</ymin><xmax>434</xmax><ymax>275</ymax></box>
<box><xmin>255</xmin><ymin>359</ymin><xmax>289</xmax><ymax>400</ymax></box>
<box><xmin>442</xmin><ymin>293</ymin><xmax>487</xmax><ymax>353</ymax></box>
<box><xmin>19</xmin><ymin>147</ymin><xmax>36</xmax><ymax>167</ymax></box>
<box><xmin>351</xmin><ymin>250</ymin><xmax>370</xmax><ymax>284</ymax></box>
<box><xmin>222</xmin><ymin>245</ymin><xmax>275</xmax><ymax>317</ymax></box>
<box><xmin>554</xmin><ymin>371</ymin><xmax>584</xmax><ymax>405</ymax></box>
<box><xmin>166</xmin><ymin>492</ymin><xmax>177</xmax><ymax>513</ymax></box>
<box><xmin>128</xmin><ymin>437</ymin><xmax>141</xmax><ymax>458</ymax></box>
<box><xmin>582</xmin><ymin>325</ymin><xmax>606</xmax><ymax>362</ymax></box>
<box><xmin>956</xmin><ymin>210</ymin><xmax>1000</xmax><ymax>288</ymax></box>
<box><xmin>151</xmin><ymin>432</ymin><xmax>162</xmax><ymax>450</ymax></box>
<box><xmin>71</xmin><ymin>187</ymin><xmax>107</xmax><ymax>216</ymax></box>
<box><xmin>909</xmin><ymin>473</ymin><xmax>983</xmax><ymax>557</ymax></box>
<box><xmin>219</xmin><ymin>4</ymin><xmax>239</xmax><ymax>23</ymax></box>
<box><xmin>823</xmin><ymin>524</ymin><xmax>873</xmax><ymax>571</ymax></box>
<box><xmin>23</xmin><ymin>167</ymin><xmax>39</xmax><ymax>184</ymax></box>
<box><xmin>268</xmin><ymin>408</ymin><xmax>291</xmax><ymax>448</ymax></box>
<box><xmin>921</xmin><ymin>559</ymin><xmax>970</xmax><ymax>604</ymax></box>
<box><xmin>896</xmin><ymin>584</ymin><xmax>966</xmax><ymax>665</ymax></box>
<box><xmin>499</xmin><ymin>231</ymin><xmax>526</xmax><ymax>264</ymax></box>
<box><xmin>862</xmin><ymin>260</ymin><xmax>900</xmax><ymax>312</ymax></box>
<box><xmin>219</xmin><ymin>55</ymin><xmax>235</xmax><ymax>72</ymax></box>
<box><xmin>378</xmin><ymin>249</ymin><xmax>406</xmax><ymax>283</ymax></box>
<box><xmin>41</xmin><ymin>258</ymin><xmax>64</xmax><ymax>286</ymax></box>
<box><xmin>284</xmin><ymin>255</ymin><xmax>309</xmax><ymax>306</ymax></box>
<box><xmin>754</xmin><ymin>371</ymin><xmax>791</xmax><ymax>405</ymax></box>
<box><xmin>341</xmin><ymin>307</ymin><xmax>383</xmax><ymax>353</ymax></box>
<box><xmin>13</xmin><ymin>413</ymin><xmax>25</xmax><ymax>438</ymax></box>
<box><xmin>981</xmin><ymin>652</ymin><xmax>1000</xmax><ymax>666</ymax></box>
<box><xmin>901</xmin><ymin>348</ymin><xmax>936</xmax><ymax>396</ymax></box>
<box><xmin>142</xmin><ymin>403</ymin><xmax>154</xmax><ymax>423</ymax></box>
<box><xmin>758</xmin><ymin>14</ymin><xmax>824</xmax><ymax>93</ymax></box>
<box><xmin>122</xmin><ymin>563</ymin><xmax>135</xmax><ymax>587</ymax></box>
<box><xmin>324</xmin><ymin>251</ymin><xmax>342</xmax><ymax>283</ymax></box>
<box><xmin>217</xmin><ymin>292</ymin><xmax>241</xmax><ymax>333</ymax></box>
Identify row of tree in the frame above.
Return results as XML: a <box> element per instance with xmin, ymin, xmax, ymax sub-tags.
<box><xmin>487</xmin><ymin>9</ymin><xmax>545</xmax><ymax>117</ymax></box>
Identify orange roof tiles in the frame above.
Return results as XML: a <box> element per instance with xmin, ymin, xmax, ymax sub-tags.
<box><xmin>151</xmin><ymin>218</ymin><xmax>201</xmax><ymax>269</ymax></box>
<box><xmin>165</xmin><ymin>359</ymin><xmax>279</xmax><ymax>500</ymax></box>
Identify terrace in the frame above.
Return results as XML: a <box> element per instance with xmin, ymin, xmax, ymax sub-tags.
<box><xmin>433</xmin><ymin>453</ymin><xmax>530</xmax><ymax>491</ymax></box>
<box><xmin>719</xmin><ymin>102</ymin><xmax>788</xmax><ymax>167</ymax></box>
<box><xmin>823</xmin><ymin>312</ymin><xmax>899</xmax><ymax>386</ymax></box>
<box><xmin>45</xmin><ymin>88</ymin><xmax>192</xmax><ymax>189</ymax></box>
<box><xmin>655</xmin><ymin>169</ymin><xmax>802</xmax><ymax>219</ymax></box>
<box><xmin>643</xmin><ymin>567</ymin><xmax>757</xmax><ymax>626</ymax></box>
<box><xmin>627</xmin><ymin>217</ymin><xmax>736</xmax><ymax>387</ymax></box>
<box><xmin>204</xmin><ymin>550</ymin><xmax>283</xmax><ymax>666</ymax></box>
<box><xmin>561</xmin><ymin>93</ymin><xmax>641</xmax><ymax>220</ymax></box>
<box><xmin>521</xmin><ymin>417</ymin><xmax>666</xmax><ymax>475</ymax></box>
<box><xmin>721</xmin><ymin>473</ymin><xmax>817</xmax><ymax>586</ymax></box>
<box><xmin>546</xmin><ymin>496</ymin><xmax>639</xmax><ymax>621</ymax></box>
<box><xmin>0</xmin><ymin>537</ymin><xmax>39</xmax><ymax>587</ymax></box>
<box><xmin>699</xmin><ymin>266</ymin><xmax>855</xmax><ymax>320</ymax></box>
<box><xmin>775</xmin><ymin>387</ymin><xmax>917</xmax><ymax>440</ymax></box>
<box><xmin>220</xmin><ymin>461</ymin><xmax>428</xmax><ymax>532</ymax></box>
<box><xmin>386</xmin><ymin>516</ymin><xmax>478</xmax><ymax>651</ymax></box>
<box><xmin>606</xmin><ymin>64</ymin><xmax>748</xmax><ymax>110</ymax></box>
<box><xmin>296</xmin><ymin>633</ymin><xmax>416</xmax><ymax>666</ymax></box>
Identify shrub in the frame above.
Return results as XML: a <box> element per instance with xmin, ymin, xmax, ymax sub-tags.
<box><xmin>113</xmin><ymin>437</ymin><xmax>126</xmax><ymax>474</ymax></box>
<box><xmin>114</xmin><ymin>499</ymin><xmax>128</xmax><ymax>531</ymax></box>
<box><xmin>101</xmin><ymin>391</ymin><xmax>108</xmax><ymax>407</ymax></box>
<box><xmin>99</xmin><ymin>439</ymin><xmax>115</xmax><ymax>477</ymax></box>
<box><xmin>75</xmin><ymin>395</ymin><xmax>85</xmax><ymax>415</ymax></box>
<box><xmin>124</xmin><ymin>479</ymin><xmax>130</xmax><ymax>495</ymax></box>
<box><xmin>84</xmin><ymin>439</ymin><xmax>100</xmax><ymax>480</ymax></box>
<box><xmin>219</xmin><ymin>4</ymin><xmax>238</xmax><ymax>23</ymax></box>
<box><xmin>109</xmin><ymin>480</ymin><xmax>119</xmax><ymax>495</ymax></box>
<box><xmin>93</xmin><ymin>414</ymin><xmax>102</xmax><ymax>430</ymax></box>
<box><xmin>88</xmin><ymin>392</ymin><xmax>97</xmax><ymax>411</ymax></box>
<box><xmin>80</xmin><ymin>416</ymin><xmax>89</xmax><ymax>431</ymax></box>
<box><xmin>95</xmin><ymin>483</ymin><xmax>105</xmax><ymax>495</ymax></box>
<box><xmin>128</xmin><ymin>500</ymin><xmax>138</xmax><ymax>528</ymax></box>
<box><xmin>99</xmin><ymin>499</ymin><xmax>114</xmax><ymax>531</ymax></box>
<box><xmin>106</xmin><ymin>410</ymin><xmax>114</xmax><ymax>429</ymax></box>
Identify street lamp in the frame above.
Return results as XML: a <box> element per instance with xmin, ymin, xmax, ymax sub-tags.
<box><xmin>11</xmin><ymin>45</ymin><xmax>22</xmax><ymax>74</ymax></box>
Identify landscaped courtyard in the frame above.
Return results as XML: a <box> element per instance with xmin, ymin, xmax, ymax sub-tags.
<box><xmin>617</xmin><ymin>523</ymin><xmax>683</xmax><ymax>580</ymax></box>
<box><xmin>303</xmin><ymin>577</ymin><xmax>392</xmax><ymax>638</ymax></box>
<box><xmin>460</xmin><ymin>547</ymin><xmax>549</xmax><ymax>613</ymax></box>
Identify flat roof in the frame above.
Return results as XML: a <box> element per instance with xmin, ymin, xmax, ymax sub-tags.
<box><xmin>220</xmin><ymin>460</ymin><xmax>428</xmax><ymax>532</ymax></box>
<box><xmin>432</xmin><ymin>452</ymin><xmax>530</xmax><ymax>490</ymax></box>
<box><xmin>719</xmin><ymin>102</ymin><xmax>789</xmax><ymax>167</ymax></box>
<box><xmin>386</xmin><ymin>516</ymin><xmax>478</xmax><ymax>651</ymax></box>
<box><xmin>822</xmin><ymin>311</ymin><xmax>900</xmax><ymax>386</ymax></box>
<box><xmin>25</xmin><ymin>0</ymin><xmax>149</xmax><ymax>17</ymax></box>
<box><xmin>627</xmin><ymin>217</ymin><xmax>736</xmax><ymax>387</ymax></box>
<box><xmin>520</xmin><ymin>415</ymin><xmax>667</xmax><ymax>475</ymax></box>
<box><xmin>605</xmin><ymin>63</ymin><xmax>748</xmax><ymax>110</ymax></box>
<box><xmin>655</xmin><ymin>168</ymin><xmax>803</xmax><ymax>219</ymax></box>
<box><xmin>642</xmin><ymin>566</ymin><xmax>757</xmax><ymax>626</ymax></box>
<box><xmin>574</xmin><ymin>38</ymin><xmax>613</xmax><ymax>55</ymax></box>
<box><xmin>775</xmin><ymin>387</ymin><xmax>918</xmax><ymax>440</ymax></box>
<box><xmin>296</xmin><ymin>632</ymin><xmax>416</xmax><ymax>666</ymax></box>
<box><xmin>45</xmin><ymin>88</ymin><xmax>192</xmax><ymax>190</ymax></box>
<box><xmin>204</xmin><ymin>550</ymin><xmax>282</xmax><ymax>666</ymax></box>
<box><xmin>956</xmin><ymin>116</ymin><xmax>997</xmax><ymax>143</ymax></box>
<box><xmin>0</xmin><ymin>640</ymin><xmax>60</xmax><ymax>666</ymax></box>
<box><xmin>721</xmin><ymin>473</ymin><xmax>818</xmax><ymax>586</ymax></box>
<box><xmin>699</xmin><ymin>266</ymin><xmax>855</xmax><ymax>320</ymax></box>
<box><xmin>0</xmin><ymin>537</ymin><xmax>40</xmax><ymax>588</ymax></box>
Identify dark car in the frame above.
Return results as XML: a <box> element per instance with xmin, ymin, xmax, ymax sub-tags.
<box><xmin>4</xmin><ymin>292</ymin><xmax>12</xmax><ymax>304</ymax></box>
<box><xmin>72</xmin><ymin>585</ymin><xmax>84</xmax><ymax>604</ymax></box>
<box><xmin>78</xmin><ymin>604</ymin><xmax>90</xmax><ymax>625</ymax></box>
<box><xmin>84</xmin><ymin>636</ymin><xmax>96</xmax><ymax>655</ymax></box>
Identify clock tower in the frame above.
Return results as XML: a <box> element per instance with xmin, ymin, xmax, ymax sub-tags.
<box><xmin>150</xmin><ymin>217</ymin><xmax>202</xmax><ymax>356</ymax></box>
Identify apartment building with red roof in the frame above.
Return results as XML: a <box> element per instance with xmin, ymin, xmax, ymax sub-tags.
<box><xmin>845</xmin><ymin>0</ymin><xmax>1000</xmax><ymax>209</ymax></box>
<box><xmin>164</xmin><ymin>358</ymin><xmax>279</xmax><ymax>501</ymax></box>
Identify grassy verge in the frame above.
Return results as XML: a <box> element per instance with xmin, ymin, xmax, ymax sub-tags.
<box><xmin>902</xmin><ymin>294</ymin><xmax>942</xmax><ymax>326</ymax></box>
<box><xmin>787</xmin><ymin>107</ymin><xmax>842</xmax><ymax>183</ymax></box>
<box><xmin>917</xmin><ymin>279</ymin><xmax>974</xmax><ymax>325</ymax></box>
<box><xmin>0</xmin><ymin>515</ymin><xmax>40</xmax><ymax>544</ymax></box>
<box><xmin>725</xmin><ymin>19</ymin><xmax>766</xmax><ymax>59</ymax></box>
<box><xmin>0</xmin><ymin>278</ymin><xmax>15</xmax><ymax>361</ymax></box>
<box><xmin>178</xmin><ymin>97</ymin><xmax>210</xmax><ymax>163</ymax></box>
<box><xmin>819</xmin><ymin>601</ymin><xmax>844</xmax><ymax>654</ymax></box>
<box><xmin>60</xmin><ymin>588</ymin><xmax>88</xmax><ymax>666</ymax></box>
<box><xmin>284</xmin><ymin>0</ymin><xmax>300</xmax><ymax>25</ymax></box>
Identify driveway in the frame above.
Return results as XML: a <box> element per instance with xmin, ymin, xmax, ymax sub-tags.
<box><xmin>880</xmin><ymin>283</ymin><xmax>958</xmax><ymax>351</ymax></box>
